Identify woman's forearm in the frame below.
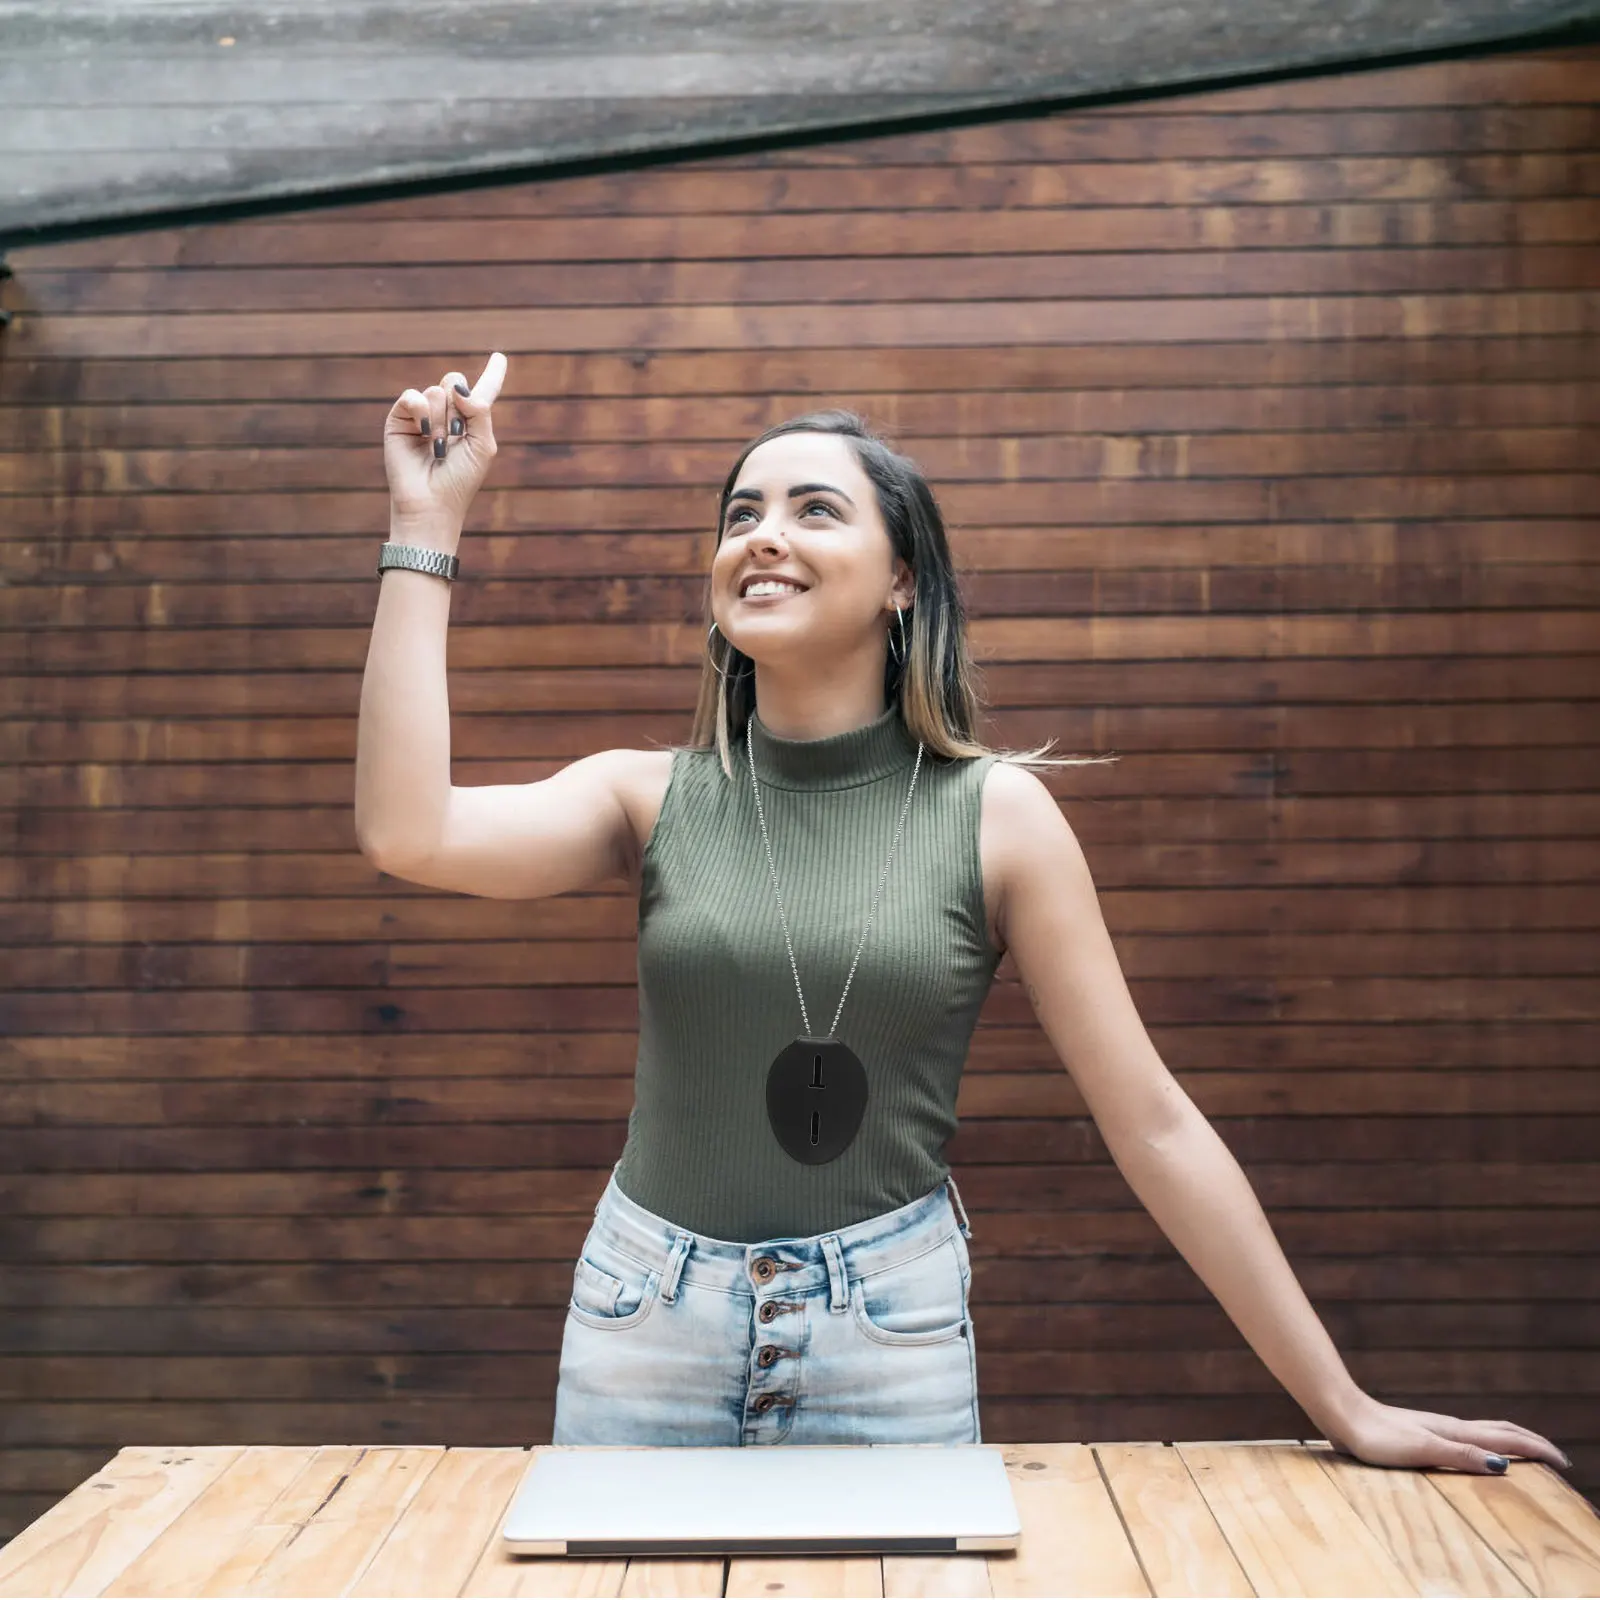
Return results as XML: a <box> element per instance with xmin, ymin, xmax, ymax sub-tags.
<box><xmin>354</xmin><ymin>514</ymin><xmax>461</xmax><ymax>865</ymax></box>
<box><xmin>1107</xmin><ymin>1103</ymin><xmax>1372</xmax><ymax>1438</ymax></box>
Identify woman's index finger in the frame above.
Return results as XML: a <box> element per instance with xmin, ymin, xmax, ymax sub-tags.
<box><xmin>471</xmin><ymin>351</ymin><xmax>508</xmax><ymax>407</ymax></box>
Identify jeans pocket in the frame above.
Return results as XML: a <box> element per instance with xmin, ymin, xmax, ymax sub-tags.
<box><xmin>567</xmin><ymin>1234</ymin><xmax>660</xmax><ymax>1330</ymax></box>
<box><xmin>851</xmin><ymin>1235</ymin><xmax>968</xmax><ymax>1347</ymax></box>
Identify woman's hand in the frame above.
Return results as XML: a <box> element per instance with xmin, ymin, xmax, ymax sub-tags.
<box><xmin>1325</xmin><ymin>1395</ymin><xmax>1572</xmax><ymax>1474</ymax></box>
<box><xmin>383</xmin><ymin>351</ymin><xmax>508</xmax><ymax>534</ymax></box>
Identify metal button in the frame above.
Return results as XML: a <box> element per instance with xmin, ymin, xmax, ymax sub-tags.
<box><xmin>758</xmin><ymin>1301</ymin><xmax>779</xmax><ymax>1324</ymax></box>
<box><xmin>755</xmin><ymin>1394</ymin><xmax>779</xmax><ymax>1413</ymax></box>
<box><xmin>752</xmin><ymin>1258</ymin><xmax>776</xmax><ymax>1282</ymax></box>
<box><xmin>758</xmin><ymin>1345</ymin><xmax>780</xmax><ymax>1367</ymax></box>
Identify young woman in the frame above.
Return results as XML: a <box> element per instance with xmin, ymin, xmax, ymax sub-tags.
<box><xmin>356</xmin><ymin>352</ymin><xmax>1569</xmax><ymax>1473</ymax></box>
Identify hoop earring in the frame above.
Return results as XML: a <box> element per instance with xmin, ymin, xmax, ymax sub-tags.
<box><xmin>707</xmin><ymin>620</ymin><xmax>752</xmax><ymax>684</ymax></box>
<box><xmin>889</xmin><ymin>603</ymin><xmax>910</xmax><ymax>667</ymax></box>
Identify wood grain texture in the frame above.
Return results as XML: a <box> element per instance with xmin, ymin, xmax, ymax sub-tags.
<box><xmin>1176</xmin><ymin>1441</ymin><xmax>1419</xmax><ymax>1595</ymax></box>
<box><xmin>1306</xmin><ymin>1443</ymin><xmax>1529</xmax><ymax>1597</ymax></box>
<box><xmin>1</xmin><ymin>39</ymin><xmax>1598</xmax><ymax>1547</ymax></box>
<box><xmin>3</xmin><ymin>2</ymin><xmax>1598</xmax><ymax>239</ymax></box>
<box><xmin>1093</xmin><ymin>1442</ymin><xmax>1254</xmax><ymax>1596</ymax></box>
<box><xmin>5</xmin><ymin>1441</ymin><xmax>1594</xmax><ymax>1597</ymax></box>
<box><xmin>1430</xmin><ymin>1462</ymin><xmax>1600</xmax><ymax>1595</ymax></box>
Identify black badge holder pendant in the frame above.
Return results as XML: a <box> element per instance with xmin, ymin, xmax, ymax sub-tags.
<box><xmin>766</xmin><ymin>1036</ymin><xmax>869</xmax><ymax>1165</ymax></box>
<box><xmin>745</xmin><ymin>715</ymin><xmax>924</xmax><ymax>1166</ymax></box>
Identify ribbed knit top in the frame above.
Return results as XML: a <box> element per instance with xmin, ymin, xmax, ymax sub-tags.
<box><xmin>612</xmin><ymin>703</ymin><xmax>1005</xmax><ymax>1242</ymax></box>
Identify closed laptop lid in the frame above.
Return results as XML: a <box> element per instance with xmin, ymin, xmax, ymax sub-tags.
<box><xmin>501</xmin><ymin>1444</ymin><xmax>1022</xmax><ymax>1556</ymax></box>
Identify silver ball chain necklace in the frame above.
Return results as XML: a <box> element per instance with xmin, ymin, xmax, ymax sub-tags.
<box><xmin>744</xmin><ymin>712</ymin><xmax>925</xmax><ymax>1165</ymax></box>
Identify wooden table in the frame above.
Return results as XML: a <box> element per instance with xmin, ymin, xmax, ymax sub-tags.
<box><xmin>3</xmin><ymin>1439</ymin><xmax>1598</xmax><ymax>1597</ymax></box>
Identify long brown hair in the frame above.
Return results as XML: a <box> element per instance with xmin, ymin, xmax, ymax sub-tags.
<box><xmin>670</xmin><ymin>409</ymin><xmax>1117</xmax><ymax>781</ymax></box>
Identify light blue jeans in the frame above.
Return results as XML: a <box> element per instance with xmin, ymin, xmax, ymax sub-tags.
<box><xmin>552</xmin><ymin>1164</ymin><xmax>980</xmax><ymax>1447</ymax></box>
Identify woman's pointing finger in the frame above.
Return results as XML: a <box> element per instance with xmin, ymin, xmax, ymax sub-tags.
<box><xmin>462</xmin><ymin>350</ymin><xmax>508</xmax><ymax>411</ymax></box>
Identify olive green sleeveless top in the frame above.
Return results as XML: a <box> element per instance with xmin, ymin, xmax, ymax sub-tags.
<box><xmin>611</xmin><ymin>703</ymin><xmax>1004</xmax><ymax>1242</ymax></box>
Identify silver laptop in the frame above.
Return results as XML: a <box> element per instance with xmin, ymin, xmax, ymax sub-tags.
<box><xmin>501</xmin><ymin>1444</ymin><xmax>1021</xmax><ymax>1556</ymax></box>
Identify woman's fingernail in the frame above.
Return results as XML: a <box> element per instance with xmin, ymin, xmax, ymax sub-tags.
<box><xmin>1485</xmin><ymin>1455</ymin><xmax>1509</xmax><ymax>1474</ymax></box>
<box><xmin>453</xmin><ymin>382</ymin><xmax>470</xmax><ymax>396</ymax></box>
<box><xmin>450</xmin><ymin>416</ymin><xmax>463</xmax><ymax>435</ymax></box>
<box><xmin>418</xmin><ymin>418</ymin><xmax>429</xmax><ymax>435</ymax></box>
<box><xmin>433</xmin><ymin>435</ymin><xmax>446</xmax><ymax>459</ymax></box>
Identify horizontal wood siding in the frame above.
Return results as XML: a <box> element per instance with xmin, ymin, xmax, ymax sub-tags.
<box><xmin>0</xmin><ymin>41</ymin><xmax>1596</xmax><ymax>1539</ymax></box>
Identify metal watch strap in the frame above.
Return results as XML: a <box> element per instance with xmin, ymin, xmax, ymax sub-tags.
<box><xmin>377</xmin><ymin>543</ymin><xmax>459</xmax><ymax>581</ymax></box>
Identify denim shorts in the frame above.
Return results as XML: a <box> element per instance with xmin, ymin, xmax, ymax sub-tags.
<box><xmin>552</xmin><ymin>1163</ymin><xmax>980</xmax><ymax>1447</ymax></box>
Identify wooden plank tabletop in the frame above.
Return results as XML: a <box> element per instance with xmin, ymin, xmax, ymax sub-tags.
<box><xmin>2</xmin><ymin>1439</ymin><xmax>1597</xmax><ymax>1598</ymax></box>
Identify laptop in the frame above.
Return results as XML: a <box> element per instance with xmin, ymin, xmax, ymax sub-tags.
<box><xmin>500</xmin><ymin>1444</ymin><xmax>1022</xmax><ymax>1556</ymax></box>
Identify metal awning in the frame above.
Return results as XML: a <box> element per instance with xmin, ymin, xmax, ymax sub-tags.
<box><xmin>2</xmin><ymin>0</ymin><xmax>1597</xmax><ymax>243</ymax></box>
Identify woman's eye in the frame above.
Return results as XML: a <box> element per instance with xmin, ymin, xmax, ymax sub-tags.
<box><xmin>724</xmin><ymin>500</ymin><xmax>835</xmax><ymax>530</ymax></box>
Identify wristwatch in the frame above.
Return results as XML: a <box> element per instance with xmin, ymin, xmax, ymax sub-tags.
<box><xmin>378</xmin><ymin>543</ymin><xmax>459</xmax><ymax>582</ymax></box>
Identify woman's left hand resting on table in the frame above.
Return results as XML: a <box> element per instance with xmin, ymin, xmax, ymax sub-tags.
<box><xmin>1325</xmin><ymin>1397</ymin><xmax>1571</xmax><ymax>1475</ymax></box>
<box><xmin>988</xmin><ymin>765</ymin><xmax>1575</xmax><ymax>1482</ymax></box>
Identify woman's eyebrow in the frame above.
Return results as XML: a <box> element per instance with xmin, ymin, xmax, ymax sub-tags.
<box><xmin>725</xmin><ymin>482</ymin><xmax>857</xmax><ymax>509</ymax></box>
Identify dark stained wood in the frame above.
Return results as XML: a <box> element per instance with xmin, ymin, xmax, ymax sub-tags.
<box><xmin>1</xmin><ymin>41</ymin><xmax>1598</xmax><ymax>1541</ymax></box>
<box><xmin>5</xmin><ymin>429</ymin><xmax>1600</xmax><ymax>494</ymax></box>
<box><xmin>7</xmin><ymin>387</ymin><xmax>1600</xmax><ymax>448</ymax></box>
<box><xmin>0</xmin><ymin>1257</ymin><xmax>1591</xmax><ymax>1312</ymax></box>
<box><xmin>0</xmin><ymin>1352</ymin><xmax>1591</xmax><ymax>1405</ymax></box>
<box><xmin>20</xmin><ymin>200</ymin><xmax>1600</xmax><ymax>269</ymax></box>
<box><xmin>0</xmin><ymin>1395</ymin><xmax>1587</xmax><ymax>1448</ymax></box>
<box><xmin>1</xmin><ymin>475</ymin><xmax>1595</xmax><ymax>535</ymax></box>
<box><xmin>10</xmin><ymin>253</ymin><xmax>1600</xmax><ymax>319</ymax></box>
<box><xmin>4</xmin><ymin>339</ymin><xmax>1600</xmax><ymax>403</ymax></box>
<box><xmin>6</xmin><ymin>296</ymin><xmax>1600</xmax><ymax>363</ymax></box>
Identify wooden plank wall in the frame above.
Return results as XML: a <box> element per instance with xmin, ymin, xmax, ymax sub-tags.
<box><xmin>1</xmin><ymin>41</ymin><xmax>1597</xmax><ymax>1542</ymax></box>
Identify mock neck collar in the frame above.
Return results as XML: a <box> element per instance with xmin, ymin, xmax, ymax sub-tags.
<box><xmin>741</xmin><ymin>703</ymin><xmax>922</xmax><ymax>791</ymax></box>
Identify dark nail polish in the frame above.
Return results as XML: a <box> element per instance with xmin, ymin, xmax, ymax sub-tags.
<box><xmin>1485</xmin><ymin>1455</ymin><xmax>1508</xmax><ymax>1474</ymax></box>
<box><xmin>419</xmin><ymin>419</ymin><xmax>429</xmax><ymax>434</ymax></box>
<box><xmin>450</xmin><ymin>416</ymin><xmax>463</xmax><ymax>435</ymax></box>
<box><xmin>453</xmin><ymin>382</ymin><xmax>470</xmax><ymax>396</ymax></box>
<box><xmin>433</xmin><ymin>436</ymin><xmax>446</xmax><ymax>459</ymax></box>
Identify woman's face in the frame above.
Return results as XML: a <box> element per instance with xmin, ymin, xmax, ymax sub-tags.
<box><xmin>711</xmin><ymin>430</ymin><xmax>911</xmax><ymax>662</ymax></box>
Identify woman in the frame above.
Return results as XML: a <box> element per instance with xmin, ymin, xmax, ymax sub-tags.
<box><xmin>357</xmin><ymin>352</ymin><xmax>1569</xmax><ymax>1474</ymax></box>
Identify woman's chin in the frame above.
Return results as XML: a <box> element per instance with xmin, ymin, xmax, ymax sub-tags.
<box><xmin>725</xmin><ymin>614</ymin><xmax>812</xmax><ymax>647</ymax></box>
<box><xmin>724</xmin><ymin>628</ymin><xmax>816</xmax><ymax>667</ymax></box>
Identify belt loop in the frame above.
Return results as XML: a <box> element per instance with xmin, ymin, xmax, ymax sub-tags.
<box><xmin>946</xmin><ymin>1174</ymin><xmax>973</xmax><ymax>1240</ymax></box>
<box><xmin>659</xmin><ymin>1231</ymin><xmax>691</xmax><ymax>1303</ymax></box>
<box><xmin>821</xmin><ymin>1234</ymin><xmax>849</xmax><ymax>1314</ymax></box>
